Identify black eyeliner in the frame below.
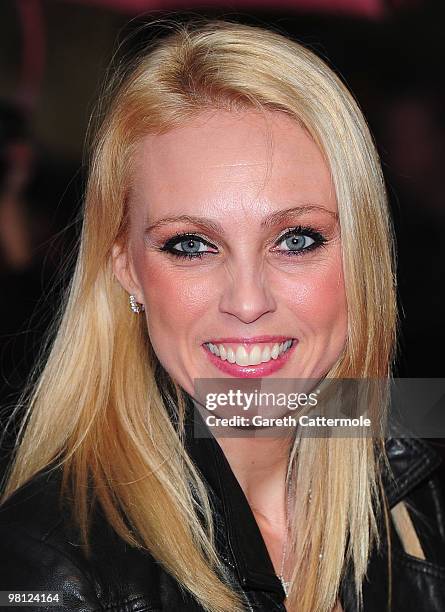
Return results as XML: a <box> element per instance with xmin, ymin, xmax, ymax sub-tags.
<box><xmin>158</xmin><ymin>233</ymin><xmax>217</xmax><ymax>260</ymax></box>
<box><xmin>275</xmin><ymin>225</ymin><xmax>327</xmax><ymax>243</ymax></box>
<box><xmin>158</xmin><ymin>226</ymin><xmax>328</xmax><ymax>260</ymax></box>
<box><xmin>273</xmin><ymin>225</ymin><xmax>328</xmax><ymax>256</ymax></box>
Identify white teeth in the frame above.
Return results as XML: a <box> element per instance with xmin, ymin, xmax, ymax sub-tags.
<box><xmin>206</xmin><ymin>339</ymin><xmax>293</xmax><ymax>366</ymax></box>
<box><xmin>249</xmin><ymin>345</ymin><xmax>262</xmax><ymax>365</ymax></box>
<box><xmin>235</xmin><ymin>346</ymin><xmax>249</xmax><ymax>366</ymax></box>
<box><xmin>261</xmin><ymin>345</ymin><xmax>271</xmax><ymax>362</ymax></box>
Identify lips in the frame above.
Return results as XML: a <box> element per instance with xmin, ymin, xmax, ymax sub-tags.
<box><xmin>204</xmin><ymin>339</ymin><xmax>293</xmax><ymax>366</ymax></box>
<box><xmin>202</xmin><ymin>336</ymin><xmax>297</xmax><ymax>377</ymax></box>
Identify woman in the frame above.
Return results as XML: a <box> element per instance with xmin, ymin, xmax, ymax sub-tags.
<box><xmin>0</xmin><ymin>18</ymin><xmax>444</xmax><ymax>612</ymax></box>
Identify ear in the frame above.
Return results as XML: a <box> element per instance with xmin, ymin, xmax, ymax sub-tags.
<box><xmin>111</xmin><ymin>241</ymin><xmax>144</xmax><ymax>304</ymax></box>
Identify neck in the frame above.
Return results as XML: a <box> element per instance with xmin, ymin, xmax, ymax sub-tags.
<box><xmin>190</xmin><ymin>397</ymin><xmax>295</xmax><ymax>527</ymax></box>
<box><xmin>217</xmin><ymin>435</ymin><xmax>292</xmax><ymax>527</ymax></box>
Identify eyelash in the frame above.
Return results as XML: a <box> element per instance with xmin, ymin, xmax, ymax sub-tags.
<box><xmin>159</xmin><ymin>226</ymin><xmax>328</xmax><ymax>260</ymax></box>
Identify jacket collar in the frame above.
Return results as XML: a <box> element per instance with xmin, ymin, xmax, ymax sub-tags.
<box><xmin>184</xmin><ymin>399</ymin><xmax>285</xmax><ymax>597</ymax></box>
<box><xmin>383</xmin><ymin>436</ymin><xmax>442</xmax><ymax>508</ymax></box>
<box><xmin>182</xmin><ymin>394</ymin><xmax>442</xmax><ymax>596</ymax></box>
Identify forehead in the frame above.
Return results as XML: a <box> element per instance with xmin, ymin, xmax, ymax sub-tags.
<box><xmin>129</xmin><ymin>109</ymin><xmax>336</xmax><ymax>224</ymax></box>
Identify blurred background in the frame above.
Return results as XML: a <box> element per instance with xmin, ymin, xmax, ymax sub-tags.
<box><xmin>0</xmin><ymin>0</ymin><xmax>444</xmax><ymax>465</ymax></box>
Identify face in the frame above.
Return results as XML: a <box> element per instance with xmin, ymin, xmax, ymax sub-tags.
<box><xmin>112</xmin><ymin>109</ymin><xmax>347</xmax><ymax>401</ymax></box>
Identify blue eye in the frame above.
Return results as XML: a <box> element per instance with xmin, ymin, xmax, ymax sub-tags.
<box><xmin>159</xmin><ymin>226</ymin><xmax>327</xmax><ymax>261</ymax></box>
<box><xmin>160</xmin><ymin>234</ymin><xmax>217</xmax><ymax>259</ymax></box>
<box><xmin>274</xmin><ymin>227</ymin><xmax>327</xmax><ymax>256</ymax></box>
<box><xmin>174</xmin><ymin>238</ymin><xmax>208</xmax><ymax>254</ymax></box>
<box><xmin>279</xmin><ymin>234</ymin><xmax>315</xmax><ymax>252</ymax></box>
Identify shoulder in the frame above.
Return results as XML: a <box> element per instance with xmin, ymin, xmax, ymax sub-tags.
<box><xmin>385</xmin><ymin>438</ymin><xmax>445</xmax><ymax>562</ymax></box>
<box><xmin>0</xmin><ymin>466</ymin><xmax>66</xmax><ymax>539</ymax></box>
<box><xmin>366</xmin><ymin>438</ymin><xmax>445</xmax><ymax>611</ymax></box>
<box><xmin>384</xmin><ymin>437</ymin><xmax>444</xmax><ymax>506</ymax></box>
<box><xmin>340</xmin><ymin>438</ymin><xmax>445</xmax><ymax>611</ymax></box>
<box><xmin>383</xmin><ymin>437</ymin><xmax>445</xmax><ymax>550</ymax></box>
<box><xmin>0</xmin><ymin>467</ymin><xmax>102</xmax><ymax>609</ymax></box>
<box><xmin>0</xmin><ymin>466</ymin><xmax>164</xmax><ymax>611</ymax></box>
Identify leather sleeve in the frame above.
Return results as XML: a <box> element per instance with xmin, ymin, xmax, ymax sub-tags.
<box><xmin>0</xmin><ymin>523</ymin><xmax>103</xmax><ymax>612</ymax></box>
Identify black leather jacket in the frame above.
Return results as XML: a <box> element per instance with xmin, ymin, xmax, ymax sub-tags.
<box><xmin>1</xmin><ymin>409</ymin><xmax>445</xmax><ymax>611</ymax></box>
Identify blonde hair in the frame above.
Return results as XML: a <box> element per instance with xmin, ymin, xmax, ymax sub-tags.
<box><xmin>1</xmin><ymin>18</ymin><xmax>397</xmax><ymax>612</ymax></box>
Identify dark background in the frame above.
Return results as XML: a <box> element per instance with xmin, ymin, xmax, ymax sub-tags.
<box><xmin>1</xmin><ymin>0</ymin><xmax>444</xmax><ymax>467</ymax></box>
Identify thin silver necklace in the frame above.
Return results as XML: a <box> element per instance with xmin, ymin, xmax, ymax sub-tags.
<box><xmin>277</xmin><ymin>484</ymin><xmax>312</xmax><ymax>597</ymax></box>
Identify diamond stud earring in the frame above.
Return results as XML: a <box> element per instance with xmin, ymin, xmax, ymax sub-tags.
<box><xmin>129</xmin><ymin>294</ymin><xmax>145</xmax><ymax>314</ymax></box>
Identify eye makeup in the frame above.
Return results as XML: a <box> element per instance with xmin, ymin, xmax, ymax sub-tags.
<box><xmin>155</xmin><ymin>224</ymin><xmax>329</xmax><ymax>260</ymax></box>
<box><xmin>158</xmin><ymin>233</ymin><xmax>218</xmax><ymax>260</ymax></box>
<box><xmin>272</xmin><ymin>226</ymin><xmax>328</xmax><ymax>257</ymax></box>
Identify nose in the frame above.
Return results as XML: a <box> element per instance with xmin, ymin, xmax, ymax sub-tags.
<box><xmin>218</xmin><ymin>261</ymin><xmax>277</xmax><ymax>324</ymax></box>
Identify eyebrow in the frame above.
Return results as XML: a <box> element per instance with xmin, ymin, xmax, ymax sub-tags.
<box><xmin>144</xmin><ymin>205</ymin><xmax>338</xmax><ymax>236</ymax></box>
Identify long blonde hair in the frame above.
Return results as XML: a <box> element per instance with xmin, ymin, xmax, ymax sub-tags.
<box><xmin>1</xmin><ymin>18</ymin><xmax>397</xmax><ymax>612</ymax></box>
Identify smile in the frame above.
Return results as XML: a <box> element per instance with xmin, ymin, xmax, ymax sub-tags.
<box><xmin>204</xmin><ymin>339</ymin><xmax>294</xmax><ymax>366</ymax></box>
<box><xmin>202</xmin><ymin>336</ymin><xmax>297</xmax><ymax>378</ymax></box>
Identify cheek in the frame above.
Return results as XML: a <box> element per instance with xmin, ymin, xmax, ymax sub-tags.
<box><xmin>278</xmin><ymin>257</ymin><xmax>347</xmax><ymax>332</ymax></box>
<box><xmin>135</xmin><ymin>258</ymin><xmax>213</xmax><ymax>335</ymax></box>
